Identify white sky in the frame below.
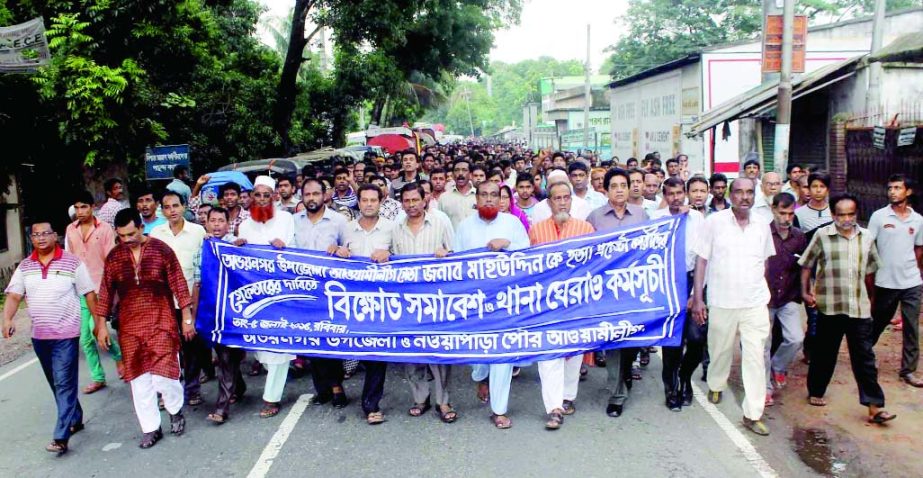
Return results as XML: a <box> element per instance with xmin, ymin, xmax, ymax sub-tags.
<box><xmin>258</xmin><ymin>0</ymin><xmax>629</xmax><ymax>72</ymax></box>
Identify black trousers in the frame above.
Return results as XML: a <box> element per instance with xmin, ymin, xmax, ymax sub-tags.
<box><xmin>214</xmin><ymin>344</ymin><xmax>246</xmax><ymax>417</ymax></box>
<box><xmin>871</xmin><ymin>285</ymin><xmax>922</xmax><ymax>377</ymax></box>
<box><xmin>360</xmin><ymin>361</ymin><xmax>388</xmax><ymax>415</ymax></box>
<box><xmin>807</xmin><ymin>314</ymin><xmax>885</xmax><ymax>407</ymax></box>
<box><xmin>311</xmin><ymin>358</ymin><xmax>344</xmax><ymax>398</ymax></box>
<box><xmin>176</xmin><ymin>310</ymin><xmax>214</xmax><ymax>399</ymax></box>
<box><xmin>661</xmin><ymin>314</ymin><xmax>708</xmax><ymax>395</ymax></box>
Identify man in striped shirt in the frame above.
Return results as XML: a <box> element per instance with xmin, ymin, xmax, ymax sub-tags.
<box><xmin>392</xmin><ymin>182</ymin><xmax>458</xmax><ymax>424</ymax></box>
<box><xmin>3</xmin><ymin>219</ymin><xmax>97</xmax><ymax>455</ymax></box>
<box><xmin>529</xmin><ymin>181</ymin><xmax>595</xmax><ymax>430</ymax></box>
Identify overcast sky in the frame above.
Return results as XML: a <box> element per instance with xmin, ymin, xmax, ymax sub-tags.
<box><xmin>258</xmin><ymin>0</ymin><xmax>628</xmax><ymax>72</ymax></box>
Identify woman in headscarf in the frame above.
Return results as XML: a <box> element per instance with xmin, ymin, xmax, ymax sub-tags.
<box><xmin>500</xmin><ymin>184</ymin><xmax>530</xmax><ymax>232</ymax></box>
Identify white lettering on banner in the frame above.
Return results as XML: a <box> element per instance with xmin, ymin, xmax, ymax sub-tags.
<box><xmin>465</xmin><ymin>252</ymin><xmax>548</xmax><ymax>280</ymax></box>
<box><xmin>328</xmin><ymin>265</ymin><xmax>418</xmax><ymax>283</ymax></box>
<box><xmin>222</xmin><ymin>254</ymin><xmax>276</xmax><ymax>273</ymax></box>
<box><xmin>229</xmin><ymin>280</ymin><xmax>284</xmax><ymax>313</ymax></box>
<box><xmin>325</xmin><ymin>281</ymin><xmax>403</xmax><ymax>322</ymax></box>
<box><xmin>281</xmin><ymin>278</ymin><xmax>319</xmax><ymax>292</ymax></box>
<box><xmin>604</xmin><ymin>254</ymin><xmax>666</xmax><ymax>303</ymax></box>
<box><xmin>404</xmin><ymin>290</ymin><xmax>488</xmax><ymax>323</ymax></box>
<box><xmin>420</xmin><ymin>262</ymin><xmax>463</xmax><ymax>282</ymax></box>
<box><xmin>496</xmin><ymin>283</ymin><xmax>545</xmax><ymax>315</ymax></box>
<box><xmin>545</xmin><ymin>320</ymin><xmax>645</xmax><ymax>346</ymax></box>
<box><xmin>500</xmin><ymin>330</ymin><xmax>544</xmax><ymax>349</ymax></box>
<box><xmin>595</xmin><ymin>227</ymin><xmax>670</xmax><ymax>259</ymax></box>
<box><xmin>325</xmin><ymin>336</ymin><xmax>397</xmax><ymax>349</ymax></box>
<box><xmin>314</xmin><ymin>321</ymin><xmax>348</xmax><ymax>333</ymax></box>
<box><xmin>411</xmin><ymin>334</ymin><xmax>499</xmax><ymax>353</ymax></box>
<box><xmin>565</xmin><ymin>246</ymin><xmax>595</xmax><ymax>268</ymax></box>
<box><xmin>146</xmin><ymin>151</ymin><xmax>188</xmax><ymax>162</ymax></box>
<box><xmin>545</xmin><ymin>272</ymin><xmax>604</xmax><ymax>310</ymax></box>
<box><xmin>276</xmin><ymin>254</ymin><xmax>326</xmax><ymax>277</ymax></box>
<box><xmin>242</xmin><ymin>334</ymin><xmax>320</xmax><ymax>346</ymax></box>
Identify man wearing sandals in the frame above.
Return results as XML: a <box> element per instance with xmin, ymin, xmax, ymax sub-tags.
<box><xmin>333</xmin><ymin>184</ymin><xmax>395</xmax><ymax>425</ymax></box>
<box><xmin>3</xmin><ymin>219</ymin><xmax>97</xmax><ymax>455</ymax></box>
<box><xmin>392</xmin><ymin>183</ymin><xmax>459</xmax><ymax>424</ymax></box>
<box><xmin>455</xmin><ymin>181</ymin><xmax>530</xmax><ymax>429</ymax></box>
<box><xmin>691</xmin><ymin>177</ymin><xmax>775</xmax><ymax>436</ymax></box>
<box><xmin>529</xmin><ymin>181</ymin><xmax>595</xmax><ymax>429</ymax></box>
<box><xmin>192</xmin><ymin>207</ymin><xmax>247</xmax><ymax>424</ymax></box>
<box><xmin>96</xmin><ymin>209</ymin><xmax>196</xmax><ymax>448</ymax></box>
<box><xmin>239</xmin><ymin>176</ymin><xmax>297</xmax><ymax>418</ymax></box>
<box><xmin>800</xmin><ymin>194</ymin><xmax>896</xmax><ymax>425</ymax></box>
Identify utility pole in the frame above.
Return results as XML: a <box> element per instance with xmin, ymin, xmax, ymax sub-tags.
<box><xmin>761</xmin><ymin>0</ymin><xmax>783</xmax><ymax>84</ymax></box>
<box><xmin>583</xmin><ymin>24</ymin><xmax>591</xmax><ymax>154</ymax></box>
<box><xmin>866</xmin><ymin>0</ymin><xmax>886</xmax><ymax>114</ymax></box>
<box><xmin>773</xmin><ymin>0</ymin><xmax>794</xmax><ymax>174</ymax></box>
<box><xmin>318</xmin><ymin>26</ymin><xmax>328</xmax><ymax>72</ymax></box>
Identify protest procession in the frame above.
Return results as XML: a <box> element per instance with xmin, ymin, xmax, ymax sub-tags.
<box><xmin>3</xmin><ymin>1</ymin><xmax>923</xmax><ymax>477</ymax></box>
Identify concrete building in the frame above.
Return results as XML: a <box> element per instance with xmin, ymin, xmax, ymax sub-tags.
<box><xmin>607</xmin><ymin>7</ymin><xmax>923</xmax><ymax>177</ymax></box>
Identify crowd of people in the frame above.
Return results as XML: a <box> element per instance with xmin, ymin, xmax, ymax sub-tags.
<box><xmin>3</xmin><ymin>143</ymin><xmax>918</xmax><ymax>455</ymax></box>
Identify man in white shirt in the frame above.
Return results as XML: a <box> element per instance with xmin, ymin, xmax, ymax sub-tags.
<box><xmin>691</xmin><ymin>177</ymin><xmax>775</xmax><ymax>436</ymax></box>
<box><xmin>531</xmin><ymin>169</ymin><xmax>592</xmax><ymax>222</ymax></box>
<box><xmin>150</xmin><ymin>191</ymin><xmax>210</xmax><ymax>406</ymax></box>
<box><xmin>568</xmin><ymin>162</ymin><xmax>607</xmax><ymax>210</ymax></box>
<box><xmin>868</xmin><ymin>174</ymin><xmax>923</xmax><ymax>387</ymax></box>
<box><xmin>236</xmin><ymin>176</ymin><xmax>295</xmax><ymax>418</ymax></box>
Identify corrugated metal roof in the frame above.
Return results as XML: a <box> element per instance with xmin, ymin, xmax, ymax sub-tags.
<box><xmin>686</xmin><ymin>56</ymin><xmax>864</xmax><ymax>137</ymax></box>
<box><xmin>870</xmin><ymin>32</ymin><xmax>923</xmax><ymax>63</ymax></box>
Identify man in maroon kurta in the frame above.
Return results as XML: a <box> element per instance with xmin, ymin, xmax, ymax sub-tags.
<box><xmin>95</xmin><ymin>209</ymin><xmax>195</xmax><ymax>449</ymax></box>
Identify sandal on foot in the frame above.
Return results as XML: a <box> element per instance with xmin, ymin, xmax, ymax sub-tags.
<box><xmin>169</xmin><ymin>412</ymin><xmax>185</xmax><ymax>435</ymax></box>
<box><xmin>490</xmin><ymin>413</ymin><xmax>512</xmax><ymax>429</ymax></box>
<box><xmin>260</xmin><ymin>402</ymin><xmax>281</xmax><ymax>418</ymax></box>
<box><xmin>69</xmin><ymin>422</ymin><xmax>85</xmax><ymax>435</ymax></box>
<box><xmin>187</xmin><ymin>395</ymin><xmax>204</xmax><ymax>407</ymax></box>
<box><xmin>808</xmin><ymin>396</ymin><xmax>827</xmax><ymax>407</ymax></box>
<box><xmin>562</xmin><ymin>400</ymin><xmax>576</xmax><ymax>415</ymax></box>
<box><xmin>545</xmin><ymin>410</ymin><xmax>564</xmax><ymax>430</ymax></box>
<box><xmin>45</xmin><ymin>440</ymin><xmax>68</xmax><ymax>455</ymax></box>
<box><xmin>82</xmin><ymin>381</ymin><xmax>106</xmax><ymax>394</ymax></box>
<box><xmin>408</xmin><ymin>400</ymin><xmax>431</xmax><ymax>417</ymax></box>
<box><xmin>476</xmin><ymin>381</ymin><xmax>490</xmax><ymax>404</ymax></box>
<box><xmin>206</xmin><ymin>413</ymin><xmax>227</xmax><ymax>425</ymax></box>
<box><xmin>139</xmin><ymin>428</ymin><xmax>163</xmax><ymax>449</ymax></box>
<box><xmin>869</xmin><ymin>411</ymin><xmax>897</xmax><ymax>424</ymax></box>
<box><xmin>367</xmin><ymin>411</ymin><xmax>385</xmax><ymax>425</ymax></box>
<box><xmin>437</xmin><ymin>404</ymin><xmax>458</xmax><ymax>423</ymax></box>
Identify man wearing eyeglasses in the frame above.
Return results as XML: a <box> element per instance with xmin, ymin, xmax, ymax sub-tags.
<box><xmin>455</xmin><ymin>180</ymin><xmax>530</xmax><ymax>429</ymax></box>
<box><xmin>438</xmin><ymin>158</ymin><xmax>477</xmax><ymax>229</ymax></box>
<box><xmin>4</xmin><ymin>220</ymin><xmax>97</xmax><ymax>455</ymax></box>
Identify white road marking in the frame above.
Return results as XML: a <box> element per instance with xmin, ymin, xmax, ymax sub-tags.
<box><xmin>0</xmin><ymin>357</ymin><xmax>38</xmax><ymax>382</ymax></box>
<box><xmin>690</xmin><ymin>381</ymin><xmax>779</xmax><ymax>478</ymax></box>
<box><xmin>247</xmin><ymin>393</ymin><xmax>313</xmax><ymax>478</ymax></box>
<box><xmin>654</xmin><ymin>348</ymin><xmax>778</xmax><ymax>477</ymax></box>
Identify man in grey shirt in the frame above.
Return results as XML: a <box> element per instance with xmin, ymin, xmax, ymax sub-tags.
<box><xmin>586</xmin><ymin>168</ymin><xmax>648</xmax><ymax>419</ymax></box>
<box><xmin>868</xmin><ymin>174</ymin><xmax>923</xmax><ymax>387</ymax></box>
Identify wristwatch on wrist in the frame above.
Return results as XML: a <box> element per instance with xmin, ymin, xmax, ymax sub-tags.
<box><xmin>184</xmin><ymin>319</ymin><xmax>193</xmax><ymax>325</ymax></box>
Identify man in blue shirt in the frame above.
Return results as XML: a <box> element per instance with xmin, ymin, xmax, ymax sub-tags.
<box><xmin>454</xmin><ymin>181</ymin><xmax>529</xmax><ymax>429</ymax></box>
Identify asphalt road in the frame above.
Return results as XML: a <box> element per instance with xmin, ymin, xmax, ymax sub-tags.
<box><xmin>0</xmin><ymin>351</ymin><xmax>819</xmax><ymax>477</ymax></box>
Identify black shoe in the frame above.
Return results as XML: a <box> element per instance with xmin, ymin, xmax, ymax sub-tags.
<box><xmin>594</xmin><ymin>352</ymin><xmax>607</xmax><ymax>367</ymax></box>
<box><xmin>681</xmin><ymin>380</ymin><xmax>694</xmax><ymax>407</ymax></box>
<box><xmin>331</xmin><ymin>393</ymin><xmax>349</xmax><ymax>409</ymax></box>
<box><xmin>311</xmin><ymin>393</ymin><xmax>333</xmax><ymax>405</ymax></box>
<box><xmin>139</xmin><ymin>428</ymin><xmax>163</xmax><ymax>449</ymax></box>
<box><xmin>606</xmin><ymin>404</ymin><xmax>623</xmax><ymax>417</ymax></box>
<box><xmin>170</xmin><ymin>411</ymin><xmax>186</xmax><ymax>435</ymax></box>
<box><xmin>701</xmin><ymin>364</ymin><xmax>708</xmax><ymax>382</ymax></box>
<box><xmin>666</xmin><ymin>395</ymin><xmax>682</xmax><ymax>412</ymax></box>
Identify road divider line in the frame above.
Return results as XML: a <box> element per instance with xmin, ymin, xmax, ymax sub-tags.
<box><xmin>247</xmin><ymin>393</ymin><xmax>313</xmax><ymax>478</ymax></box>
<box><xmin>654</xmin><ymin>348</ymin><xmax>778</xmax><ymax>477</ymax></box>
<box><xmin>690</xmin><ymin>382</ymin><xmax>778</xmax><ymax>478</ymax></box>
<box><xmin>0</xmin><ymin>357</ymin><xmax>37</xmax><ymax>382</ymax></box>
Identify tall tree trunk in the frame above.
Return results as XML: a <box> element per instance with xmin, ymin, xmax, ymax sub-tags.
<box><xmin>370</xmin><ymin>97</ymin><xmax>386</xmax><ymax>126</ymax></box>
<box><xmin>272</xmin><ymin>0</ymin><xmax>315</xmax><ymax>156</ymax></box>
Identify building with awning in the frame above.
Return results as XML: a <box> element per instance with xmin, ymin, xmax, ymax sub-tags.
<box><xmin>606</xmin><ymin>7</ymin><xmax>923</xmax><ymax>176</ymax></box>
<box><xmin>687</xmin><ymin>32</ymin><xmax>923</xmax><ymax>175</ymax></box>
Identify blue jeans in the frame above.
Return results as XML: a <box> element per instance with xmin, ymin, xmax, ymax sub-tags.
<box><xmin>33</xmin><ymin>337</ymin><xmax>83</xmax><ymax>441</ymax></box>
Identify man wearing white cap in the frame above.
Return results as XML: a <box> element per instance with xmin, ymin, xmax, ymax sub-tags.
<box><xmin>529</xmin><ymin>169</ymin><xmax>593</xmax><ymax>223</ymax></box>
<box><xmin>236</xmin><ymin>175</ymin><xmax>296</xmax><ymax>419</ymax></box>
